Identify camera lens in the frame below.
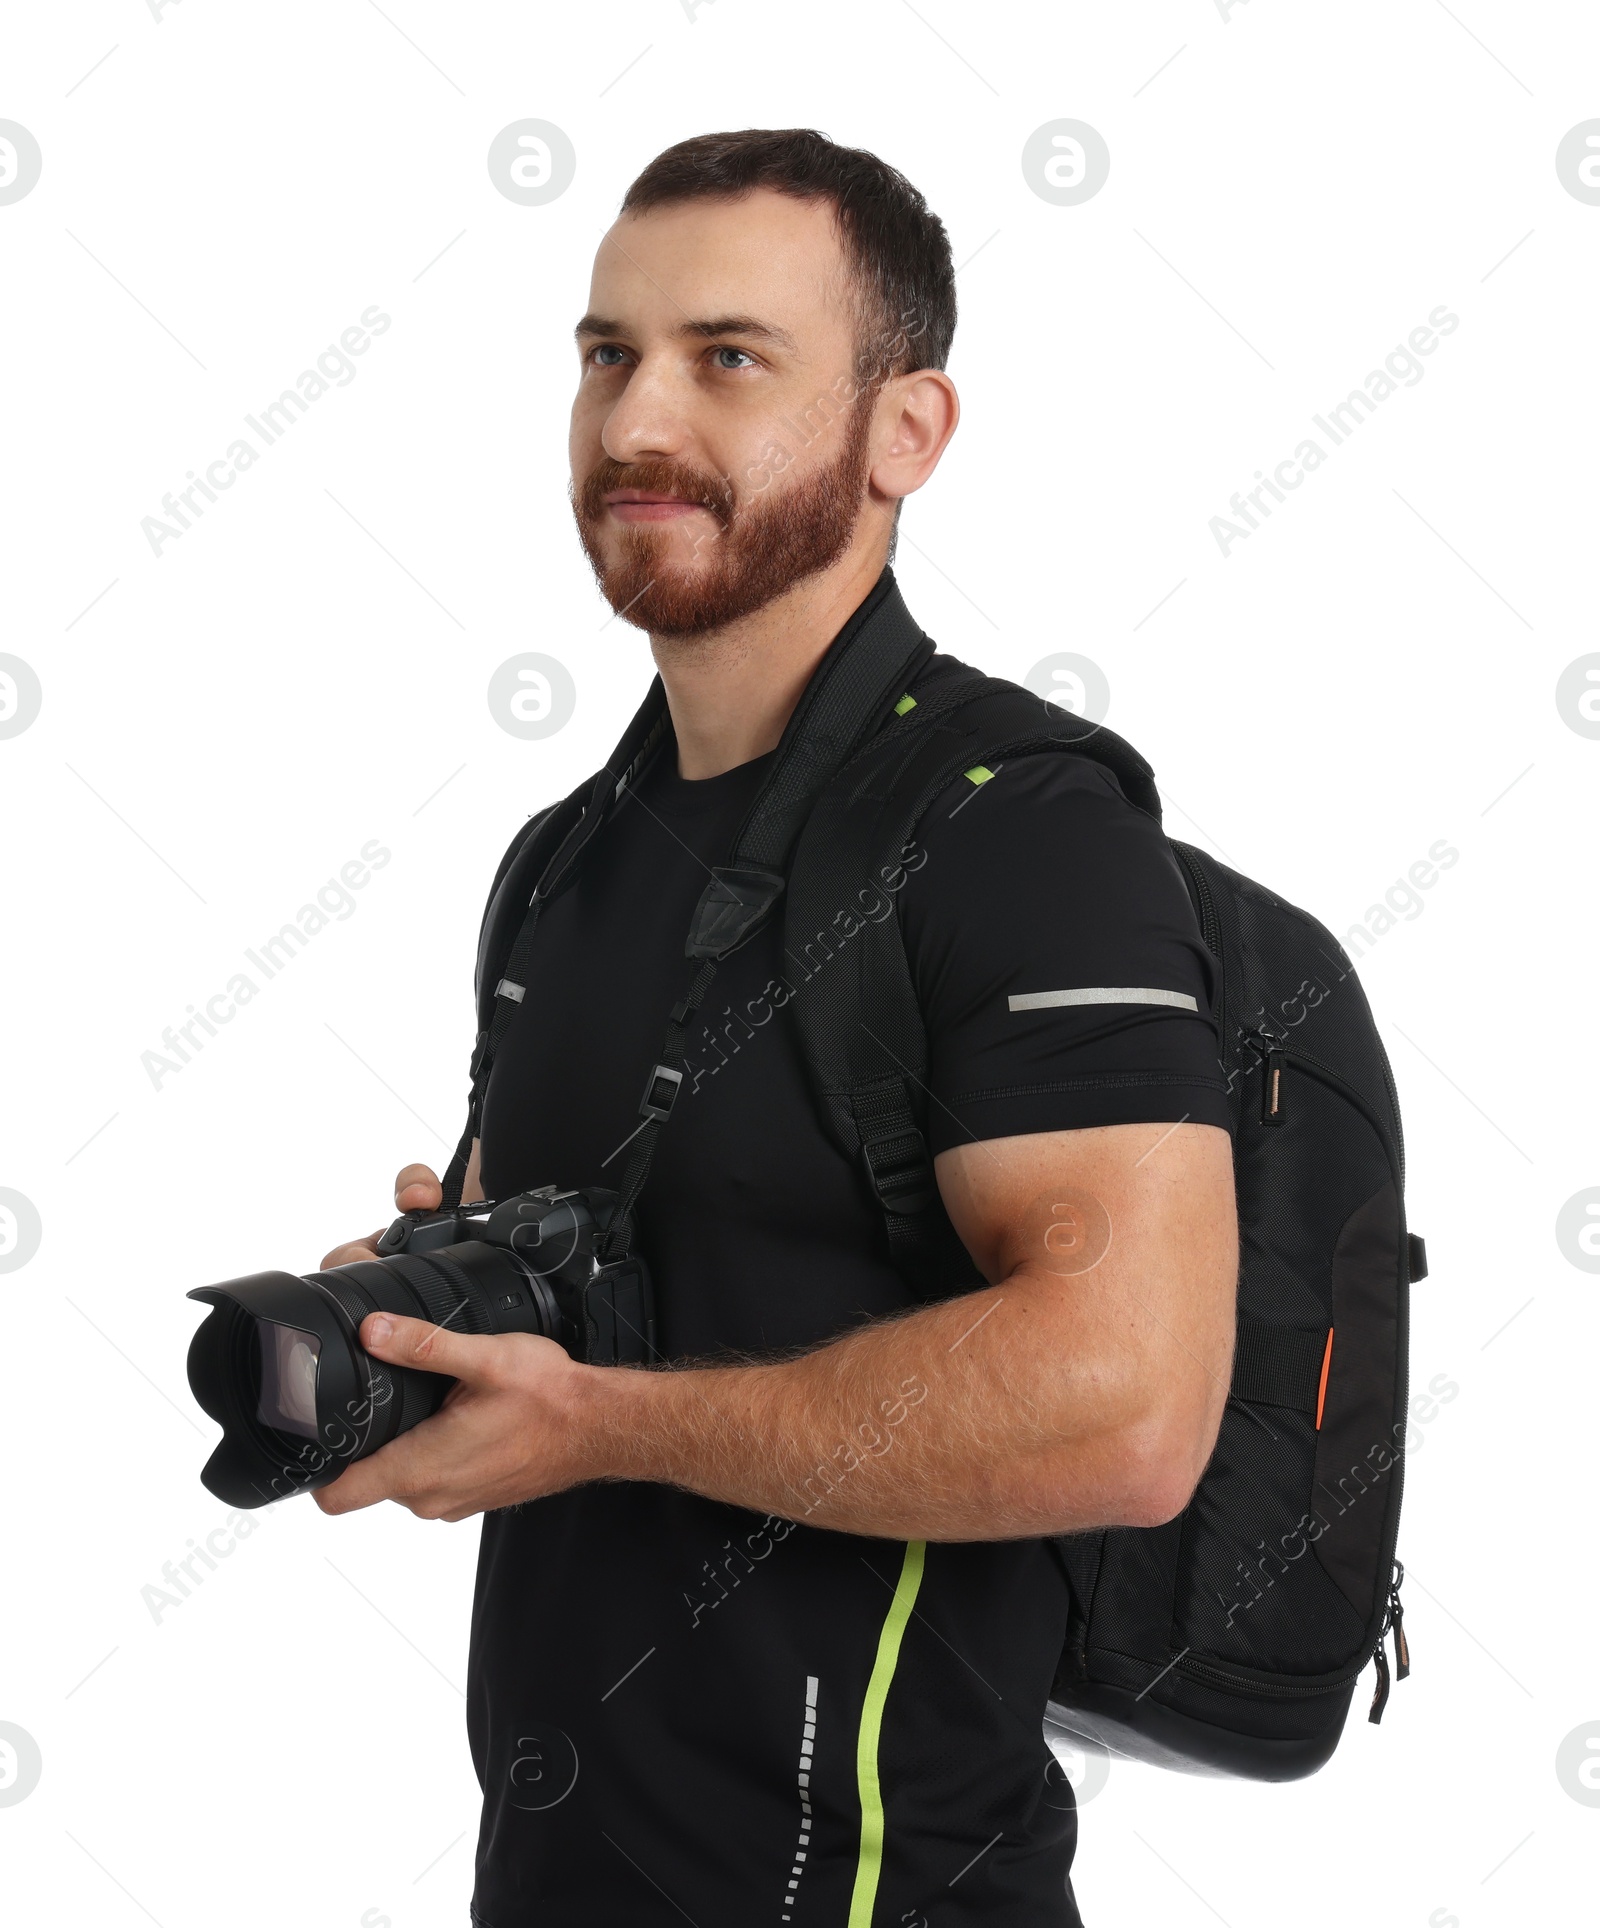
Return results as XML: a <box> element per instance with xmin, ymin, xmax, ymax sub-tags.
<box><xmin>186</xmin><ymin>1241</ymin><xmax>559</xmax><ymax>1509</ymax></box>
<box><xmin>256</xmin><ymin>1322</ymin><xmax>321</xmax><ymax>1440</ymax></box>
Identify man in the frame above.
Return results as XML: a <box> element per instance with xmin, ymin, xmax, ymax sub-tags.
<box><xmin>317</xmin><ymin>129</ymin><xmax>1237</xmax><ymax>1926</ymax></box>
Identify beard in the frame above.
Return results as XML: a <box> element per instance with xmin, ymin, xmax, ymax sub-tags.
<box><xmin>571</xmin><ymin>387</ymin><xmax>878</xmax><ymax>639</ymax></box>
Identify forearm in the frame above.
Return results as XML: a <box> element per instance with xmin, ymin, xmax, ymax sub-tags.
<box><xmin>322</xmin><ymin>1126</ymin><xmax>1233</xmax><ymax>1534</ymax></box>
<box><xmin>579</xmin><ymin>1270</ymin><xmax>1172</xmax><ymax>1540</ymax></box>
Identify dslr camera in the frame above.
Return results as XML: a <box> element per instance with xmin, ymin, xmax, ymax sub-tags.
<box><xmin>186</xmin><ymin>1186</ymin><xmax>653</xmax><ymax>1509</ymax></box>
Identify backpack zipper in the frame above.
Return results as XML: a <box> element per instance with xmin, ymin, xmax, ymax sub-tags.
<box><xmin>1245</xmin><ymin>1037</ymin><xmax>1403</xmax><ymax>1179</ymax></box>
<box><xmin>1365</xmin><ymin>1562</ymin><xmax>1410</xmax><ymax>1722</ymax></box>
<box><xmin>1168</xmin><ymin>848</ymin><xmax>1406</xmax><ymax>1189</ymax></box>
<box><xmin>1176</xmin><ymin>1653</ymin><xmax>1370</xmax><ymax>1698</ymax></box>
<box><xmin>1170</xmin><ymin>845</ymin><xmax>1235</xmax><ymax>1124</ymax></box>
<box><xmin>1246</xmin><ymin>1040</ymin><xmax>1411</xmax><ymax>1426</ymax></box>
<box><xmin>1242</xmin><ymin>999</ymin><xmax>1405</xmax><ymax>1187</ymax></box>
<box><xmin>1162</xmin><ymin>858</ymin><xmax>1413</xmax><ymax>1735</ymax></box>
<box><xmin>1231</xmin><ymin>1043</ymin><xmax>1412</xmax><ymax>1724</ymax></box>
<box><xmin>1171</xmin><ymin>844</ymin><xmax>1225</xmax><ymax>1015</ymax></box>
<box><xmin>1174</xmin><ymin>1562</ymin><xmax>1409</xmax><ymax>1718</ymax></box>
<box><xmin>1370</xmin><ymin>1029</ymin><xmax>1406</xmax><ymax>1190</ymax></box>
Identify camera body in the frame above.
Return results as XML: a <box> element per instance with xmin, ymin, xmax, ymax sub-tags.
<box><xmin>186</xmin><ymin>1185</ymin><xmax>654</xmax><ymax>1508</ymax></box>
<box><xmin>373</xmin><ymin>1185</ymin><xmax>654</xmax><ymax>1369</ymax></box>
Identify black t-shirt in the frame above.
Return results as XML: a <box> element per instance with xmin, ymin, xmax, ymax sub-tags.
<box><xmin>467</xmin><ymin>633</ymin><xmax>1232</xmax><ymax>1928</ymax></box>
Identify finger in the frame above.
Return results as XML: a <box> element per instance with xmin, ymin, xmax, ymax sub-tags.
<box><xmin>359</xmin><ymin>1310</ymin><xmax>495</xmax><ymax>1382</ymax></box>
<box><xmin>320</xmin><ymin>1231</ymin><xmax>384</xmax><ymax>1269</ymax></box>
<box><xmin>394</xmin><ymin>1163</ymin><xmax>443</xmax><ymax>1212</ymax></box>
<box><xmin>313</xmin><ymin>1433</ymin><xmax>428</xmax><ymax>1515</ymax></box>
<box><xmin>314</xmin><ymin>1408</ymin><xmax>466</xmax><ymax>1516</ymax></box>
<box><xmin>312</xmin><ymin>1460</ymin><xmax>390</xmax><ymax>1515</ymax></box>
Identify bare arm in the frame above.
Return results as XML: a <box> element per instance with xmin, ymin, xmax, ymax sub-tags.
<box><xmin>586</xmin><ymin>1121</ymin><xmax>1236</xmax><ymax>1538</ymax></box>
<box><xmin>317</xmin><ymin>1122</ymin><xmax>1238</xmax><ymax>1539</ymax></box>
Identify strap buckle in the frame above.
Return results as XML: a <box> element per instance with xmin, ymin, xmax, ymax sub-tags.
<box><xmin>639</xmin><ymin>1064</ymin><xmax>684</xmax><ymax>1122</ymax></box>
<box><xmin>860</xmin><ymin>1124</ymin><xmax>936</xmax><ymax>1216</ymax></box>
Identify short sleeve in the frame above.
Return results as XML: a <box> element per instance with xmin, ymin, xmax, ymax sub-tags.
<box><xmin>897</xmin><ymin>751</ymin><xmax>1234</xmax><ymax>1155</ymax></box>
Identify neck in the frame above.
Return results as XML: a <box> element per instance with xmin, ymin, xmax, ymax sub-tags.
<box><xmin>650</xmin><ymin>552</ymin><xmax>887</xmax><ymax>780</ymax></box>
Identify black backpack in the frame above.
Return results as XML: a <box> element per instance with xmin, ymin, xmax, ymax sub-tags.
<box><xmin>446</xmin><ymin>570</ymin><xmax>1422</xmax><ymax>1783</ymax></box>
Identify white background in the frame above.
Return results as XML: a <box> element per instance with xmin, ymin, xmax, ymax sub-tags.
<box><xmin>2</xmin><ymin>2</ymin><xmax>1596</xmax><ymax>1924</ymax></box>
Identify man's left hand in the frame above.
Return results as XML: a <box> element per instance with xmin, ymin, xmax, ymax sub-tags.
<box><xmin>312</xmin><ymin>1314</ymin><xmax>599</xmax><ymax>1522</ymax></box>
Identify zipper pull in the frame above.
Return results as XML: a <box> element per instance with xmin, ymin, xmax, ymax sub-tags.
<box><xmin>1389</xmin><ymin>1561</ymin><xmax>1409</xmax><ymax>1680</ymax></box>
<box><xmin>1257</xmin><ymin>1034</ymin><xmax>1285</xmax><ymax>1127</ymax></box>
<box><xmin>1367</xmin><ymin>1633</ymin><xmax>1391</xmax><ymax>1724</ymax></box>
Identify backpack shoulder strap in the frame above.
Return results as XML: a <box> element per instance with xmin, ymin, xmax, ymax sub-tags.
<box><xmin>439</xmin><ymin>676</ymin><xmax>675</xmax><ymax>1205</ymax></box>
<box><xmin>436</xmin><ymin>787</ymin><xmax>585</xmax><ymax>1205</ymax></box>
<box><xmin>473</xmin><ymin>799</ymin><xmax>573</xmax><ymax>1015</ymax></box>
<box><xmin>781</xmin><ymin>667</ymin><xmax>1162</xmax><ymax>1290</ymax></box>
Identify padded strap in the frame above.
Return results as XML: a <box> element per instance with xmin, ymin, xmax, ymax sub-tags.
<box><xmin>778</xmin><ymin>678</ymin><xmax>1169</xmax><ymax>1294</ymax></box>
<box><xmin>722</xmin><ymin>568</ymin><xmax>932</xmax><ymax>874</ymax></box>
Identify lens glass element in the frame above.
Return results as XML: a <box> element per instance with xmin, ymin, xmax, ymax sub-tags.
<box><xmin>255</xmin><ymin>1320</ymin><xmax>322</xmax><ymax>1441</ymax></box>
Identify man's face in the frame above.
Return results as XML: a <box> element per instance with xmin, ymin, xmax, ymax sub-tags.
<box><xmin>570</xmin><ymin>189</ymin><xmax>896</xmax><ymax>638</ymax></box>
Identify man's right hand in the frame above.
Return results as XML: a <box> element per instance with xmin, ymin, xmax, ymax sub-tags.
<box><xmin>319</xmin><ymin>1163</ymin><xmax>445</xmax><ymax>1269</ymax></box>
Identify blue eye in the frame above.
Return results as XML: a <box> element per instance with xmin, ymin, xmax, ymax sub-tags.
<box><xmin>584</xmin><ymin>342</ymin><xmax>758</xmax><ymax>371</ymax></box>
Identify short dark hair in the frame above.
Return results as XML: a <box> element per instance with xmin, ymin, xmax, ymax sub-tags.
<box><xmin>619</xmin><ymin>128</ymin><xmax>956</xmax><ymax>388</ymax></box>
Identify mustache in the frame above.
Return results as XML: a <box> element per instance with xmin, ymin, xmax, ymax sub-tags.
<box><xmin>574</xmin><ymin>458</ymin><xmax>737</xmax><ymax>527</ymax></box>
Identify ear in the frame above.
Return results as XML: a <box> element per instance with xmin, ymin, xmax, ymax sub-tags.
<box><xmin>868</xmin><ymin>369</ymin><xmax>959</xmax><ymax>509</ymax></box>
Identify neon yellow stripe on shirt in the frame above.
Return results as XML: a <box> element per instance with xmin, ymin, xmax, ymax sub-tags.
<box><xmin>847</xmin><ymin>1539</ymin><xmax>927</xmax><ymax>1928</ymax></box>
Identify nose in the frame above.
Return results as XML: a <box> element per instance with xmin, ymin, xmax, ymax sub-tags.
<box><xmin>599</xmin><ymin>351</ymin><xmax>695</xmax><ymax>468</ymax></box>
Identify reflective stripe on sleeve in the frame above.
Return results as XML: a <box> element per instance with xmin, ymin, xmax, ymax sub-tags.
<box><xmin>1007</xmin><ymin>986</ymin><xmax>1199</xmax><ymax>1013</ymax></box>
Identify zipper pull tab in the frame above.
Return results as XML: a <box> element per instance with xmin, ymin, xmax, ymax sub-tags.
<box><xmin>1367</xmin><ymin>1634</ymin><xmax>1391</xmax><ymax>1724</ymax></box>
<box><xmin>1389</xmin><ymin>1562</ymin><xmax>1409</xmax><ymax>1680</ymax></box>
<box><xmin>1257</xmin><ymin>1034</ymin><xmax>1285</xmax><ymax>1127</ymax></box>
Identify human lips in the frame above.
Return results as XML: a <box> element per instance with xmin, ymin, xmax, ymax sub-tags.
<box><xmin>604</xmin><ymin>488</ymin><xmax>705</xmax><ymax>522</ymax></box>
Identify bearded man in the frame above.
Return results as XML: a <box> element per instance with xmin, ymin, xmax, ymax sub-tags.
<box><xmin>317</xmin><ymin>127</ymin><xmax>1237</xmax><ymax>1928</ymax></box>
